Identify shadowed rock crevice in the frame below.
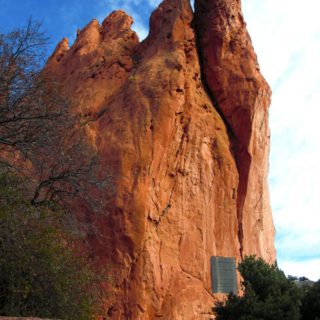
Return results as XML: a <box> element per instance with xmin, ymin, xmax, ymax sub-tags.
<box><xmin>194</xmin><ymin>0</ymin><xmax>275</xmax><ymax>261</ymax></box>
<box><xmin>192</xmin><ymin>10</ymin><xmax>246</xmax><ymax>257</ymax></box>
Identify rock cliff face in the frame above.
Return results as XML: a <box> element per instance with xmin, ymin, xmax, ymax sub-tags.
<box><xmin>194</xmin><ymin>0</ymin><xmax>275</xmax><ymax>262</ymax></box>
<box><xmin>46</xmin><ymin>0</ymin><xmax>275</xmax><ymax>318</ymax></box>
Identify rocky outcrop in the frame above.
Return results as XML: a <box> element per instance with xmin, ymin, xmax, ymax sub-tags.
<box><xmin>194</xmin><ymin>0</ymin><xmax>275</xmax><ymax>261</ymax></box>
<box><xmin>46</xmin><ymin>0</ymin><xmax>275</xmax><ymax>318</ymax></box>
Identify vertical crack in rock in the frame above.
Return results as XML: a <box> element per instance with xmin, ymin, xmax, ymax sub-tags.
<box><xmin>192</xmin><ymin>9</ymin><xmax>244</xmax><ymax>257</ymax></box>
<box><xmin>194</xmin><ymin>0</ymin><xmax>275</xmax><ymax>261</ymax></box>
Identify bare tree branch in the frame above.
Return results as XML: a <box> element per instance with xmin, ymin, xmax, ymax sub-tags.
<box><xmin>0</xmin><ymin>20</ymin><xmax>108</xmax><ymax>213</ymax></box>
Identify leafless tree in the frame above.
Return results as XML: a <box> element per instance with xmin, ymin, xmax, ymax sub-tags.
<box><xmin>0</xmin><ymin>20</ymin><xmax>53</xmax><ymax>153</ymax></box>
<box><xmin>0</xmin><ymin>20</ymin><xmax>108</xmax><ymax>211</ymax></box>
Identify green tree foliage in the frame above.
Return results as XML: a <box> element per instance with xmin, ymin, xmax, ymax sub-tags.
<box><xmin>301</xmin><ymin>280</ymin><xmax>320</xmax><ymax>320</ymax></box>
<box><xmin>214</xmin><ymin>256</ymin><xmax>301</xmax><ymax>320</ymax></box>
<box><xmin>0</xmin><ymin>173</ymin><xmax>103</xmax><ymax>319</ymax></box>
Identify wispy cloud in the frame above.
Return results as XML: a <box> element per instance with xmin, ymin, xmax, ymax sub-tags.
<box><xmin>95</xmin><ymin>0</ymin><xmax>162</xmax><ymax>40</ymax></box>
<box><xmin>281</xmin><ymin>259</ymin><xmax>320</xmax><ymax>281</ymax></box>
<box><xmin>94</xmin><ymin>0</ymin><xmax>195</xmax><ymax>40</ymax></box>
<box><xmin>243</xmin><ymin>0</ymin><xmax>320</xmax><ymax>280</ymax></box>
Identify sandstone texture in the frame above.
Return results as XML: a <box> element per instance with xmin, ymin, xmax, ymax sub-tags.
<box><xmin>46</xmin><ymin>0</ymin><xmax>275</xmax><ymax>318</ymax></box>
<box><xmin>194</xmin><ymin>0</ymin><xmax>275</xmax><ymax>261</ymax></box>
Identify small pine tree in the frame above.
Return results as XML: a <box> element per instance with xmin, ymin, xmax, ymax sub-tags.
<box><xmin>214</xmin><ymin>256</ymin><xmax>301</xmax><ymax>320</ymax></box>
<box><xmin>301</xmin><ymin>280</ymin><xmax>320</xmax><ymax>320</ymax></box>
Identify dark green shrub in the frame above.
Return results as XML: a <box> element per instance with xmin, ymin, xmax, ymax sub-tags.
<box><xmin>0</xmin><ymin>173</ymin><xmax>103</xmax><ymax>319</ymax></box>
<box><xmin>301</xmin><ymin>280</ymin><xmax>320</xmax><ymax>320</ymax></box>
<box><xmin>214</xmin><ymin>256</ymin><xmax>301</xmax><ymax>320</ymax></box>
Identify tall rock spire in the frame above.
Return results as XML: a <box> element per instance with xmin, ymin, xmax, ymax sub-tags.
<box><xmin>194</xmin><ymin>0</ymin><xmax>275</xmax><ymax>262</ymax></box>
<box><xmin>45</xmin><ymin>0</ymin><xmax>275</xmax><ymax>318</ymax></box>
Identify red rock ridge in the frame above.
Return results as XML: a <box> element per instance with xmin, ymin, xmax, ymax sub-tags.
<box><xmin>46</xmin><ymin>0</ymin><xmax>275</xmax><ymax>318</ymax></box>
<box><xmin>195</xmin><ymin>0</ymin><xmax>275</xmax><ymax>261</ymax></box>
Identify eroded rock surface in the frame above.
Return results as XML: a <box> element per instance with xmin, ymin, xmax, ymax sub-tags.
<box><xmin>46</xmin><ymin>0</ymin><xmax>275</xmax><ymax>318</ymax></box>
<box><xmin>195</xmin><ymin>0</ymin><xmax>275</xmax><ymax>262</ymax></box>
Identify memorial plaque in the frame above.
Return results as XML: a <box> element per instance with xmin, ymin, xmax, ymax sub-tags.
<box><xmin>211</xmin><ymin>256</ymin><xmax>238</xmax><ymax>294</ymax></box>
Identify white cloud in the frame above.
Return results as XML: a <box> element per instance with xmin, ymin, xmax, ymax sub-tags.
<box><xmin>243</xmin><ymin>0</ymin><xmax>320</xmax><ymax>280</ymax></box>
<box><xmin>281</xmin><ymin>259</ymin><xmax>320</xmax><ymax>281</ymax></box>
<box><xmin>96</xmin><ymin>0</ymin><xmax>162</xmax><ymax>40</ymax></box>
<box><xmin>95</xmin><ymin>0</ymin><xmax>195</xmax><ymax>40</ymax></box>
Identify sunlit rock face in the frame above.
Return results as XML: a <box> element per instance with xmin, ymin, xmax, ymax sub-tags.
<box><xmin>194</xmin><ymin>0</ymin><xmax>275</xmax><ymax>264</ymax></box>
<box><xmin>46</xmin><ymin>0</ymin><xmax>275</xmax><ymax>318</ymax></box>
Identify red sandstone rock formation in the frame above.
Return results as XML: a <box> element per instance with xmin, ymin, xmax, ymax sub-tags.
<box><xmin>194</xmin><ymin>0</ymin><xmax>275</xmax><ymax>263</ymax></box>
<box><xmin>46</xmin><ymin>0</ymin><xmax>275</xmax><ymax>318</ymax></box>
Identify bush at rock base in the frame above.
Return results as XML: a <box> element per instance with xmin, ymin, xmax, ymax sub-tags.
<box><xmin>0</xmin><ymin>173</ymin><xmax>104</xmax><ymax>320</ymax></box>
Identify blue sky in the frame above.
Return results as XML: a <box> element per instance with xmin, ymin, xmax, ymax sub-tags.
<box><xmin>242</xmin><ymin>0</ymin><xmax>320</xmax><ymax>281</ymax></box>
<box><xmin>1</xmin><ymin>0</ymin><xmax>319</xmax><ymax>280</ymax></box>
